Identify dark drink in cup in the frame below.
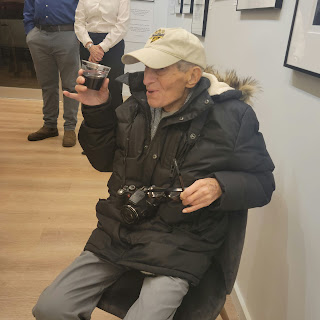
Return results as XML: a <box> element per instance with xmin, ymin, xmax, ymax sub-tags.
<box><xmin>83</xmin><ymin>70</ymin><xmax>107</xmax><ymax>91</ymax></box>
<box><xmin>81</xmin><ymin>60</ymin><xmax>111</xmax><ymax>91</ymax></box>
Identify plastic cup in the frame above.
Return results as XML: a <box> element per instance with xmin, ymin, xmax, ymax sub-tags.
<box><xmin>81</xmin><ymin>60</ymin><xmax>111</xmax><ymax>91</ymax></box>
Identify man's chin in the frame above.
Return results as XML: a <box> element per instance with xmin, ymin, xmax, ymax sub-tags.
<box><xmin>146</xmin><ymin>99</ymin><xmax>161</xmax><ymax>109</ymax></box>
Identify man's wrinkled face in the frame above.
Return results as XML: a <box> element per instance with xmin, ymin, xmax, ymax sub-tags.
<box><xmin>143</xmin><ymin>64</ymin><xmax>191</xmax><ymax>113</ymax></box>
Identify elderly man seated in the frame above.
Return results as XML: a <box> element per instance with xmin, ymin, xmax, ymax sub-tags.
<box><xmin>32</xmin><ymin>28</ymin><xmax>275</xmax><ymax>320</ymax></box>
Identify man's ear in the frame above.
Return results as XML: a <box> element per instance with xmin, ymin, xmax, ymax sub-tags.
<box><xmin>186</xmin><ymin>67</ymin><xmax>202</xmax><ymax>88</ymax></box>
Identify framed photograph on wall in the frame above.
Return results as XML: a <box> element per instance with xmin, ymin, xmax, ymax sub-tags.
<box><xmin>182</xmin><ymin>0</ymin><xmax>193</xmax><ymax>14</ymax></box>
<box><xmin>175</xmin><ymin>0</ymin><xmax>182</xmax><ymax>14</ymax></box>
<box><xmin>284</xmin><ymin>0</ymin><xmax>320</xmax><ymax>78</ymax></box>
<box><xmin>191</xmin><ymin>0</ymin><xmax>209</xmax><ymax>37</ymax></box>
<box><xmin>236</xmin><ymin>0</ymin><xmax>282</xmax><ymax>11</ymax></box>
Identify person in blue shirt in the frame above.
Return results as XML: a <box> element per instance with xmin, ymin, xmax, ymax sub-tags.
<box><xmin>23</xmin><ymin>0</ymin><xmax>80</xmax><ymax>147</ymax></box>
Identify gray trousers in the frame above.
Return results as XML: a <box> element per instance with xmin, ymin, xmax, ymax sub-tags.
<box><xmin>32</xmin><ymin>251</ymin><xmax>189</xmax><ymax>320</ymax></box>
<box><xmin>26</xmin><ymin>27</ymin><xmax>80</xmax><ymax>130</ymax></box>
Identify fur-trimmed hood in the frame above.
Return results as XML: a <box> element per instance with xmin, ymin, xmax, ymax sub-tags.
<box><xmin>203</xmin><ymin>66</ymin><xmax>260</xmax><ymax>105</ymax></box>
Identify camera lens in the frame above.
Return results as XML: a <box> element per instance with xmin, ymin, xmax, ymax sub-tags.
<box><xmin>121</xmin><ymin>205</ymin><xmax>139</xmax><ymax>224</ymax></box>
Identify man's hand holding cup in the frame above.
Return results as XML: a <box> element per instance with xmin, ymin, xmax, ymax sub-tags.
<box><xmin>63</xmin><ymin>64</ymin><xmax>110</xmax><ymax>106</ymax></box>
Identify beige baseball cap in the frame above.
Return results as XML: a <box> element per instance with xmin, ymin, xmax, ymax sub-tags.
<box><xmin>122</xmin><ymin>28</ymin><xmax>206</xmax><ymax>69</ymax></box>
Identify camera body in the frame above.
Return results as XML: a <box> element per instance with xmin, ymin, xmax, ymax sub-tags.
<box><xmin>117</xmin><ymin>185</ymin><xmax>182</xmax><ymax>225</ymax></box>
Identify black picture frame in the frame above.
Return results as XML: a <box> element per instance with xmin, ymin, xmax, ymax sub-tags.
<box><xmin>182</xmin><ymin>0</ymin><xmax>194</xmax><ymax>14</ymax></box>
<box><xmin>191</xmin><ymin>0</ymin><xmax>209</xmax><ymax>37</ymax></box>
<box><xmin>175</xmin><ymin>0</ymin><xmax>183</xmax><ymax>14</ymax></box>
<box><xmin>284</xmin><ymin>0</ymin><xmax>320</xmax><ymax>78</ymax></box>
<box><xmin>236</xmin><ymin>0</ymin><xmax>282</xmax><ymax>11</ymax></box>
<box><xmin>174</xmin><ymin>0</ymin><xmax>194</xmax><ymax>14</ymax></box>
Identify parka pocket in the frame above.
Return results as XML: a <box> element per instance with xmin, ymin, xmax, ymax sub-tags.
<box><xmin>158</xmin><ymin>201</ymin><xmax>198</xmax><ymax>225</ymax></box>
<box><xmin>160</xmin><ymin>128</ymin><xmax>186</xmax><ymax>169</ymax></box>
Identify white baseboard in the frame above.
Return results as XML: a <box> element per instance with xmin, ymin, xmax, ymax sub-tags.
<box><xmin>231</xmin><ymin>282</ymin><xmax>252</xmax><ymax>320</ymax></box>
<box><xmin>0</xmin><ymin>86</ymin><xmax>42</xmax><ymax>100</ymax></box>
<box><xmin>0</xmin><ymin>83</ymin><xmax>131</xmax><ymax>101</ymax></box>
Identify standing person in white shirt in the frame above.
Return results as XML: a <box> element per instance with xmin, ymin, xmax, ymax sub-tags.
<box><xmin>74</xmin><ymin>0</ymin><xmax>130</xmax><ymax>111</ymax></box>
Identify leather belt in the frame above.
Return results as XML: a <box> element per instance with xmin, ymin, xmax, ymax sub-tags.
<box><xmin>36</xmin><ymin>24</ymin><xmax>74</xmax><ymax>32</ymax></box>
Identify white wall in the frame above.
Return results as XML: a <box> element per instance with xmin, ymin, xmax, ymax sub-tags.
<box><xmin>123</xmin><ymin>0</ymin><xmax>173</xmax><ymax>95</ymax></box>
<box><xmin>202</xmin><ymin>1</ymin><xmax>320</xmax><ymax>320</ymax></box>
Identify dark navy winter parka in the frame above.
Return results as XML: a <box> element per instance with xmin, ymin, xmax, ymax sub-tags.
<box><xmin>78</xmin><ymin>71</ymin><xmax>275</xmax><ymax>292</ymax></box>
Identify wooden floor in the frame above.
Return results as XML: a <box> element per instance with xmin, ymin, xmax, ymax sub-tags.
<box><xmin>0</xmin><ymin>98</ymin><xmax>239</xmax><ymax>320</ymax></box>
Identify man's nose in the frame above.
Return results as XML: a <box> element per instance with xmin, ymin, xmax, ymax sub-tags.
<box><xmin>143</xmin><ymin>67</ymin><xmax>157</xmax><ymax>86</ymax></box>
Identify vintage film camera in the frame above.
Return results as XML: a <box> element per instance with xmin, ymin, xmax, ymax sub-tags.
<box><xmin>117</xmin><ymin>159</ymin><xmax>185</xmax><ymax>225</ymax></box>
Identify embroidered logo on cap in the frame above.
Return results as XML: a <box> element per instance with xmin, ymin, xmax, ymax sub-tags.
<box><xmin>149</xmin><ymin>29</ymin><xmax>165</xmax><ymax>43</ymax></box>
